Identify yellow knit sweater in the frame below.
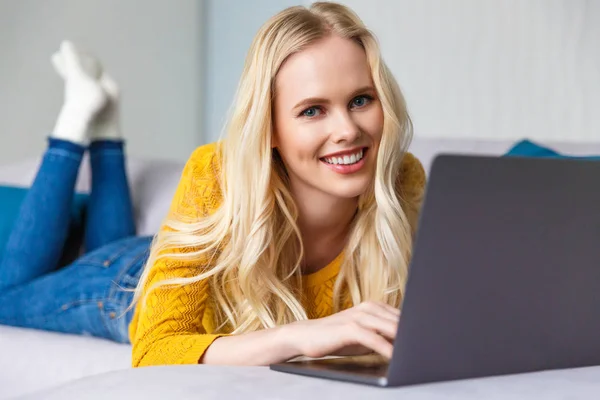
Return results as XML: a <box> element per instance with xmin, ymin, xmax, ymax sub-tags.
<box><xmin>129</xmin><ymin>142</ymin><xmax>426</xmax><ymax>367</ymax></box>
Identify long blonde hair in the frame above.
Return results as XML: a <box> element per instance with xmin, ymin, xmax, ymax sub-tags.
<box><xmin>133</xmin><ymin>2</ymin><xmax>414</xmax><ymax>334</ymax></box>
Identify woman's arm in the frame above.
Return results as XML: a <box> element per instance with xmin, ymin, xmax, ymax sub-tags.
<box><xmin>202</xmin><ymin>301</ymin><xmax>400</xmax><ymax>365</ymax></box>
<box><xmin>131</xmin><ymin>145</ymin><xmax>400</xmax><ymax>367</ymax></box>
<box><xmin>129</xmin><ymin>144</ymin><xmax>228</xmax><ymax>367</ymax></box>
<box><xmin>129</xmin><ymin>254</ymin><xmax>227</xmax><ymax>367</ymax></box>
<box><xmin>201</xmin><ymin>326</ymin><xmax>299</xmax><ymax>365</ymax></box>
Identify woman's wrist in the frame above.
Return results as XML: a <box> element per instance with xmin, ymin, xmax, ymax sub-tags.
<box><xmin>272</xmin><ymin>323</ymin><xmax>304</xmax><ymax>362</ymax></box>
<box><xmin>201</xmin><ymin>324</ymin><xmax>303</xmax><ymax>366</ymax></box>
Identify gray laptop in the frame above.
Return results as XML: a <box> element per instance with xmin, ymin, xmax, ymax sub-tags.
<box><xmin>270</xmin><ymin>154</ymin><xmax>600</xmax><ymax>387</ymax></box>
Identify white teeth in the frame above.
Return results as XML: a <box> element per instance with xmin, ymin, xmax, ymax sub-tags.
<box><xmin>323</xmin><ymin>149</ymin><xmax>364</xmax><ymax>165</ymax></box>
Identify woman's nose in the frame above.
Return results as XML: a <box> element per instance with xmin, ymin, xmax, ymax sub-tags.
<box><xmin>330</xmin><ymin>111</ymin><xmax>361</xmax><ymax>143</ymax></box>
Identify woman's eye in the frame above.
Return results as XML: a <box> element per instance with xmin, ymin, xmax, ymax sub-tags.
<box><xmin>351</xmin><ymin>95</ymin><xmax>372</xmax><ymax>109</ymax></box>
<box><xmin>301</xmin><ymin>107</ymin><xmax>321</xmax><ymax>118</ymax></box>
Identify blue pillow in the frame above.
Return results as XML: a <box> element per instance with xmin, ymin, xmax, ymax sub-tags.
<box><xmin>505</xmin><ymin>139</ymin><xmax>600</xmax><ymax>160</ymax></box>
<box><xmin>0</xmin><ymin>186</ymin><xmax>88</xmax><ymax>260</ymax></box>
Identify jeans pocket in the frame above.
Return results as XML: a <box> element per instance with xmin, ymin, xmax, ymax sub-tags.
<box><xmin>102</xmin><ymin>255</ymin><xmax>145</xmax><ymax>344</ymax></box>
<box><xmin>100</xmin><ymin>296</ymin><xmax>135</xmax><ymax>344</ymax></box>
<box><xmin>116</xmin><ymin>251</ymin><xmax>147</xmax><ymax>289</ymax></box>
<box><xmin>55</xmin><ymin>300</ymin><xmax>112</xmax><ymax>339</ymax></box>
<box><xmin>102</xmin><ymin>242</ymin><xmax>150</xmax><ymax>343</ymax></box>
<box><xmin>79</xmin><ymin>237</ymin><xmax>148</xmax><ymax>269</ymax></box>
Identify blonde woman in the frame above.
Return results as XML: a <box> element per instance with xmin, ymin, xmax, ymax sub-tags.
<box><xmin>131</xmin><ymin>1</ymin><xmax>425</xmax><ymax>366</ymax></box>
<box><xmin>0</xmin><ymin>2</ymin><xmax>426</xmax><ymax>366</ymax></box>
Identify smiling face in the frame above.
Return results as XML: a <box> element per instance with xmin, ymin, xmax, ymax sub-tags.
<box><xmin>272</xmin><ymin>34</ymin><xmax>384</xmax><ymax>201</ymax></box>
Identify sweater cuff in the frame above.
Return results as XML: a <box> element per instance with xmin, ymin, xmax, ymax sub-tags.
<box><xmin>181</xmin><ymin>334</ymin><xmax>228</xmax><ymax>364</ymax></box>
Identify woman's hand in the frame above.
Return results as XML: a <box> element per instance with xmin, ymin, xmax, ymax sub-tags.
<box><xmin>202</xmin><ymin>301</ymin><xmax>400</xmax><ymax>366</ymax></box>
<box><xmin>285</xmin><ymin>301</ymin><xmax>400</xmax><ymax>359</ymax></box>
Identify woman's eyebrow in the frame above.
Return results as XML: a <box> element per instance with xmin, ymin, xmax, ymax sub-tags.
<box><xmin>292</xmin><ymin>97</ymin><xmax>330</xmax><ymax>111</ymax></box>
<box><xmin>291</xmin><ymin>86</ymin><xmax>376</xmax><ymax>112</ymax></box>
<box><xmin>348</xmin><ymin>85</ymin><xmax>376</xmax><ymax>98</ymax></box>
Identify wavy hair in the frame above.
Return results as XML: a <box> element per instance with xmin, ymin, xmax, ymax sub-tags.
<box><xmin>132</xmin><ymin>1</ymin><xmax>414</xmax><ymax>334</ymax></box>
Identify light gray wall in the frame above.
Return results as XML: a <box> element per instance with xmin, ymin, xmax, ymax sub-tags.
<box><xmin>0</xmin><ymin>0</ymin><xmax>204</xmax><ymax>164</ymax></box>
<box><xmin>4</xmin><ymin>1</ymin><xmax>597</xmax><ymax>166</ymax></box>
<box><xmin>205</xmin><ymin>0</ymin><xmax>600</xmax><ymax>144</ymax></box>
<box><xmin>339</xmin><ymin>0</ymin><xmax>600</xmax><ymax>142</ymax></box>
<box><xmin>202</xmin><ymin>0</ymin><xmax>301</xmax><ymax>143</ymax></box>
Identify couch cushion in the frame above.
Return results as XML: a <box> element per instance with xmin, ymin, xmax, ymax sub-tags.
<box><xmin>505</xmin><ymin>139</ymin><xmax>600</xmax><ymax>160</ymax></box>
<box><xmin>14</xmin><ymin>361</ymin><xmax>600</xmax><ymax>400</ymax></box>
<box><xmin>408</xmin><ymin>137</ymin><xmax>600</xmax><ymax>173</ymax></box>
<box><xmin>0</xmin><ymin>155</ymin><xmax>186</xmax><ymax>237</ymax></box>
<box><xmin>0</xmin><ymin>325</ymin><xmax>130</xmax><ymax>399</ymax></box>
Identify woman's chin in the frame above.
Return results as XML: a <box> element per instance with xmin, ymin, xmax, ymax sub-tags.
<box><xmin>323</xmin><ymin>181</ymin><xmax>371</xmax><ymax>200</ymax></box>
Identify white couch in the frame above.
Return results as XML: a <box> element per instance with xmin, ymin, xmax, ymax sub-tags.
<box><xmin>1</xmin><ymin>137</ymin><xmax>600</xmax><ymax>399</ymax></box>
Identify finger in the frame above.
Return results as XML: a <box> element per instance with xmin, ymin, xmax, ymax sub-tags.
<box><xmin>359</xmin><ymin>301</ymin><xmax>400</xmax><ymax>323</ymax></box>
<box><xmin>373</xmin><ymin>302</ymin><xmax>401</xmax><ymax>321</ymax></box>
<box><xmin>355</xmin><ymin>313</ymin><xmax>398</xmax><ymax>340</ymax></box>
<box><xmin>375</xmin><ymin>301</ymin><xmax>401</xmax><ymax>316</ymax></box>
<box><xmin>349</xmin><ymin>326</ymin><xmax>394</xmax><ymax>359</ymax></box>
<box><xmin>51</xmin><ymin>52</ymin><xmax>66</xmax><ymax>79</ymax></box>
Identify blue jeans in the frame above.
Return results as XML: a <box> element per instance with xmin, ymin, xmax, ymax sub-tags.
<box><xmin>0</xmin><ymin>138</ymin><xmax>152</xmax><ymax>343</ymax></box>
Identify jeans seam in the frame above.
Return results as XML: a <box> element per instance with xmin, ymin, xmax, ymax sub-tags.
<box><xmin>103</xmin><ymin>250</ymin><xmax>146</xmax><ymax>340</ymax></box>
<box><xmin>46</xmin><ymin>148</ymin><xmax>83</xmax><ymax>162</ymax></box>
<box><xmin>63</xmin><ymin>298</ymin><xmax>113</xmax><ymax>340</ymax></box>
<box><xmin>99</xmin><ymin>302</ymin><xmax>130</xmax><ymax>343</ymax></box>
<box><xmin>98</xmin><ymin>300</ymin><xmax>122</xmax><ymax>340</ymax></box>
<box><xmin>108</xmin><ymin>250</ymin><xmax>147</xmax><ymax>298</ymax></box>
<box><xmin>1</xmin><ymin>298</ymin><xmax>102</xmax><ymax>326</ymax></box>
<box><xmin>59</xmin><ymin>298</ymin><xmax>105</xmax><ymax>311</ymax></box>
<box><xmin>83</xmin><ymin>240</ymin><xmax>137</xmax><ymax>267</ymax></box>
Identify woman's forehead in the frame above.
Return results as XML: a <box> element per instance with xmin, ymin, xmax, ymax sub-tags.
<box><xmin>274</xmin><ymin>36</ymin><xmax>372</xmax><ymax>103</ymax></box>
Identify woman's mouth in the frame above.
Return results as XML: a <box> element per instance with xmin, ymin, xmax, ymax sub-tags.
<box><xmin>320</xmin><ymin>147</ymin><xmax>368</xmax><ymax>175</ymax></box>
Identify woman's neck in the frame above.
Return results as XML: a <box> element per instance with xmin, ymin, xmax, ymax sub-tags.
<box><xmin>293</xmin><ymin>187</ymin><xmax>358</xmax><ymax>274</ymax></box>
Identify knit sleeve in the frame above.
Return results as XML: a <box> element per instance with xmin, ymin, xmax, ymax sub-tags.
<box><xmin>129</xmin><ymin>143</ymin><xmax>226</xmax><ymax>367</ymax></box>
<box><xmin>397</xmin><ymin>152</ymin><xmax>427</xmax><ymax>235</ymax></box>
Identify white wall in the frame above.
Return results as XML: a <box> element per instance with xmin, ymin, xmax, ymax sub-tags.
<box><xmin>338</xmin><ymin>0</ymin><xmax>600</xmax><ymax>142</ymax></box>
<box><xmin>0</xmin><ymin>0</ymin><xmax>204</xmax><ymax>164</ymax></box>
<box><xmin>3</xmin><ymin>0</ymin><xmax>598</xmax><ymax>166</ymax></box>
<box><xmin>202</xmin><ymin>0</ymin><xmax>301</xmax><ymax>143</ymax></box>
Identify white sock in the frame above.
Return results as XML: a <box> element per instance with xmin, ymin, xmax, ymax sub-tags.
<box><xmin>51</xmin><ymin>41</ymin><xmax>107</xmax><ymax>145</ymax></box>
<box><xmin>89</xmin><ymin>107</ymin><xmax>121</xmax><ymax>141</ymax></box>
<box><xmin>89</xmin><ymin>74</ymin><xmax>122</xmax><ymax>141</ymax></box>
<box><xmin>51</xmin><ymin>106</ymin><xmax>92</xmax><ymax>145</ymax></box>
